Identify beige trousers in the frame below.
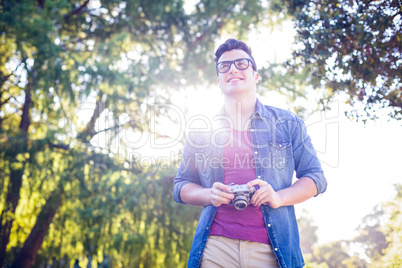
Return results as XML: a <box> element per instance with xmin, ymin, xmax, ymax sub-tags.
<box><xmin>200</xmin><ymin>235</ymin><xmax>280</xmax><ymax>268</ymax></box>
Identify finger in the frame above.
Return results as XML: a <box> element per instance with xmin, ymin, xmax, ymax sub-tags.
<box><xmin>247</xmin><ymin>179</ymin><xmax>259</xmax><ymax>187</ymax></box>
<box><xmin>211</xmin><ymin>193</ymin><xmax>233</xmax><ymax>206</ymax></box>
<box><xmin>247</xmin><ymin>179</ymin><xmax>268</xmax><ymax>188</ymax></box>
<box><xmin>217</xmin><ymin>195</ymin><xmax>233</xmax><ymax>204</ymax></box>
<box><xmin>218</xmin><ymin>187</ymin><xmax>235</xmax><ymax>200</ymax></box>
<box><xmin>251</xmin><ymin>185</ymin><xmax>272</xmax><ymax>205</ymax></box>
<box><xmin>211</xmin><ymin>187</ymin><xmax>234</xmax><ymax>206</ymax></box>
<box><xmin>213</xmin><ymin>182</ymin><xmax>231</xmax><ymax>192</ymax></box>
<box><xmin>211</xmin><ymin>184</ymin><xmax>233</xmax><ymax>196</ymax></box>
<box><xmin>253</xmin><ymin>192</ymin><xmax>270</xmax><ymax>207</ymax></box>
<box><xmin>212</xmin><ymin>191</ymin><xmax>234</xmax><ymax>201</ymax></box>
<box><xmin>251</xmin><ymin>191</ymin><xmax>264</xmax><ymax>206</ymax></box>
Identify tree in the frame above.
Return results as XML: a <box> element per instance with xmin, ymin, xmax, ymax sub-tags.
<box><xmin>309</xmin><ymin>240</ymin><xmax>351</xmax><ymax>268</ymax></box>
<box><xmin>0</xmin><ymin>0</ymin><xmax>187</xmax><ymax>265</ymax></box>
<box><xmin>283</xmin><ymin>0</ymin><xmax>402</xmax><ymax>120</ymax></box>
<box><xmin>0</xmin><ymin>0</ymin><xmax>271</xmax><ymax>266</ymax></box>
<box><xmin>371</xmin><ymin>184</ymin><xmax>402</xmax><ymax>267</ymax></box>
<box><xmin>298</xmin><ymin>209</ymin><xmax>319</xmax><ymax>254</ymax></box>
<box><xmin>352</xmin><ymin>205</ymin><xmax>388</xmax><ymax>263</ymax></box>
<box><xmin>304</xmin><ymin>185</ymin><xmax>402</xmax><ymax>268</ymax></box>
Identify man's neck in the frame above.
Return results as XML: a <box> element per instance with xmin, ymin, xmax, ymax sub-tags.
<box><xmin>223</xmin><ymin>92</ymin><xmax>257</xmax><ymax>130</ymax></box>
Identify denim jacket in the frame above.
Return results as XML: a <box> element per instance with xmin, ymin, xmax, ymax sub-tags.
<box><xmin>174</xmin><ymin>99</ymin><xmax>327</xmax><ymax>268</ymax></box>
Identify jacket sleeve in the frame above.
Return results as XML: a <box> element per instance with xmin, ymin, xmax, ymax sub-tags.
<box><xmin>292</xmin><ymin>115</ymin><xmax>327</xmax><ymax>196</ymax></box>
<box><xmin>173</xmin><ymin>140</ymin><xmax>201</xmax><ymax>204</ymax></box>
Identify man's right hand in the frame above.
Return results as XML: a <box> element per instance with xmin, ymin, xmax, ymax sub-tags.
<box><xmin>210</xmin><ymin>182</ymin><xmax>235</xmax><ymax>207</ymax></box>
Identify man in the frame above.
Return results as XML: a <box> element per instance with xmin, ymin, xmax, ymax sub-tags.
<box><xmin>173</xmin><ymin>38</ymin><xmax>327</xmax><ymax>268</ymax></box>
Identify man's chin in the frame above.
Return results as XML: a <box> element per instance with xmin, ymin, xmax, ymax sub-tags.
<box><xmin>222</xmin><ymin>87</ymin><xmax>251</xmax><ymax>96</ymax></box>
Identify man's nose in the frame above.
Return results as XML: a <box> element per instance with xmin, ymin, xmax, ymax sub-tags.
<box><xmin>229</xmin><ymin>62</ymin><xmax>238</xmax><ymax>73</ymax></box>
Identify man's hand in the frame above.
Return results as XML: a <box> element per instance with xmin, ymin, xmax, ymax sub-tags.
<box><xmin>210</xmin><ymin>182</ymin><xmax>234</xmax><ymax>207</ymax></box>
<box><xmin>248</xmin><ymin>177</ymin><xmax>318</xmax><ymax>209</ymax></box>
<box><xmin>247</xmin><ymin>179</ymin><xmax>282</xmax><ymax>209</ymax></box>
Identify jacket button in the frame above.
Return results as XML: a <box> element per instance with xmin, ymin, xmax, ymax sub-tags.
<box><xmin>274</xmin><ymin>248</ymin><xmax>278</xmax><ymax>251</ymax></box>
<box><xmin>267</xmin><ymin>224</ymin><xmax>271</xmax><ymax>227</ymax></box>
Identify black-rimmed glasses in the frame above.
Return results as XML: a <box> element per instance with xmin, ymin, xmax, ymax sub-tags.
<box><xmin>216</xmin><ymin>58</ymin><xmax>254</xmax><ymax>73</ymax></box>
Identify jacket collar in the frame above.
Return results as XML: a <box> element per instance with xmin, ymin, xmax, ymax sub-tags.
<box><xmin>254</xmin><ymin>98</ymin><xmax>265</xmax><ymax>119</ymax></box>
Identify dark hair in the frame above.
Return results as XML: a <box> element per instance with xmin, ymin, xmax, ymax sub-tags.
<box><xmin>214</xmin><ymin>38</ymin><xmax>257</xmax><ymax>74</ymax></box>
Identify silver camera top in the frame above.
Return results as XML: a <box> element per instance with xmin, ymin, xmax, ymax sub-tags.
<box><xmin>228</xmin><ymin>183</ymin><xmax>256</xmax><ymax>194</ymax></box>
<box><xmin>226</xmin><ymin>183</ymin><xmax>257</xmax><ymax>210</ymax></box>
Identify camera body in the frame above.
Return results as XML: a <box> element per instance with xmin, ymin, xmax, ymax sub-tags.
<box><xmin>227</xmin><ymin>183</ymin><xmax>257</xmax><ymax>210</ymax></box>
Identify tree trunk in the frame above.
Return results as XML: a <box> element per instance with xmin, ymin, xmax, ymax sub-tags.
<box><xmin>0</xmin><ymin>73</ymin><xmax>32</xmax><ymax>267</ymax></box>
<box><xmin>11</xmin><ymin>190</ymin><xmax>62</xmax><ymax>268</ymax></box>
<box><xmin>0</xmin><ymin>169</ymin><xmax>23</xmax><ymax>266</ymax></box>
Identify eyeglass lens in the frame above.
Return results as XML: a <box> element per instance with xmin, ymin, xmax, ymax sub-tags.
<box><xmin>217</xmin><ymin>58</ymin><xmax>250</xmax><ymax>73</ymax></box>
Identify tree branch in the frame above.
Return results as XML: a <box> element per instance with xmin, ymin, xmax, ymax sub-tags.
<box><xmin>11</xmin><ymin>190</ymin><xmax>62</xmax><ymax>268</ymax></box>
<box><xmin>63</xmin><ymin>0</ymin><xmax>90</xmax><ymax>21</ymax></box>
<box><xmin>77</xmin><ymin>99</ymin><xmax>106</xmax><ymax>142</ymax></box>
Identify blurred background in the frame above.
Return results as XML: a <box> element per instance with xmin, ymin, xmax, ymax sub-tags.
<box><xmin>0</xmin><ymin>0</ymin><xmax>401</xmax><ymax>267</ymax></box>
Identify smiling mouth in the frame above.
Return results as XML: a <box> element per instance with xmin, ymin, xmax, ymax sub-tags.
<box><xmin>227</xmin><ymin>77</ymin><xmax>243</xmax><ymax>82</ymax></box>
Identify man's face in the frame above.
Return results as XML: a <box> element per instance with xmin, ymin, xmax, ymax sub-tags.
<box><xmin>217</xmin><ymin>49</ymin><xmax>259</xmax><ymax>97</ymax></box>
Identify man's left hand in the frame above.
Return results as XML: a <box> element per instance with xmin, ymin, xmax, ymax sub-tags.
<box><xmin>247</xmin><ymin>179</ymin><xmax>282</xmax><ymax>209</ymax></box>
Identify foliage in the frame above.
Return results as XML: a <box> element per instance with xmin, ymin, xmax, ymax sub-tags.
<box><xmin>258</xmin><ymin>62</ymin><xmax>315</xmax><ymax>117</ymax></box>
<box><xmin>1</xmin><ymin>0</ymin><xmax>400</xmax><ymax>266</ymax></box>
<box><xmin>371</xmin><ymin>184</ymin><xmax>402</xmax><ymax>268</ymax></box>
<box><xmin>34</xmin><ymin>168</ymin><xmax>201</xmax><ymax>268</ymax></box>
<box><xmin>298</xmin><ymin>209</ymin><xmax>319</xmax><ymax>254</ymax></box>
<box><xmin>308</xmin><ymin>240</ymin><xmax>351</xmax><ymax>268</ymax></box>
<box><xmin>283</xmin><ymin>0</ymin><xmax>402</xmax><ymax>120</ymax></box>
<box><xmin>0</xmin><ymin>0</ymin><xmax>271</xmax><ymax>267</ymax></box>
<box><xmin>352</xmin><ymin>205</ymin><xmax>388</xmax><ymax>262</ymax></box>
<box><xmin>304</xmin><ymin>185</ymin><xmax>402</xmax><ymax>268</ymax></box>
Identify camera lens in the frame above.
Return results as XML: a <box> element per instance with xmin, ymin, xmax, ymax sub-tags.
<box><xmin>234</xmin><ymin>196</ymin><xmax>249</xmax><ymax>210</ymax></box>
<box><xmin>234</xmin><ymin>201</ymin><xmax>247</xmax><ymax>210</ymax></box>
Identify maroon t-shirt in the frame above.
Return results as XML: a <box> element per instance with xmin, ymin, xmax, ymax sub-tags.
<box><xmin>209</xmin><ymin>128</ymin><xmax>270</xmax><ymax>244</ymax></box>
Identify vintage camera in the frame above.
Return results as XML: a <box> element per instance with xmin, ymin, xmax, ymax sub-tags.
<box><xmin>227</xmin><ymin>183</ymin><xmax>257</xmax><ymax>210</ymax></box>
